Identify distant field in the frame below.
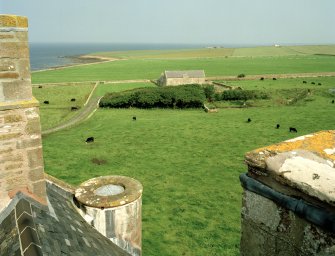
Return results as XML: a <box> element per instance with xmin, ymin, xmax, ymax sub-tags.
<box><xmin>92</xmin><ymin>45</ymin><xmax>335</xmax><ymax>59</ymax></box>
<box><xmin>94</xmin><ymin>82</ymin><xmax>156</xmax><ymax>97</ymax></box>
<box><xmin>32</xmin><ymin>83</ymin><xmax>94</xmax><ymax>130</ymax></box>
<box><xmin>220</xmin><ymin>76</ymin><xmax>335</xmax><ymax>90</ymax></box>
<box><xmin>32</xmin><ymin>55</ymin><xmax>335</xmax><ymax>84</ymax></box>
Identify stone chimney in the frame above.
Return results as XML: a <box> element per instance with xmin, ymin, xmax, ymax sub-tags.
<box><xmin>0</xmin><ymin>15</ymin><xmax>46</xmax><ymax>212</ymax></box>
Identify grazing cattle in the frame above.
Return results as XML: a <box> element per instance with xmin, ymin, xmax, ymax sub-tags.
<box><xmin>85</xmin><ymin>137</ymin><xmax>94</xmax><ymax>143</ymax></box>
<box><xmin>38</xmin><ymin>85</ymin><xmax>43</xmax><ymax>88</ymax></box>
<box><xmin>273</xmin><ymin>78</ymin><xmax>277</xmax><ymax>80</ymax></box>
<box><xmin>133</xmin><ymin>116</ymin><xmax>137</xmax><ymax>121</ymax></box>
<box><xmin>311</xmin><ymin>82</ymin><xmax>315</xmax><ymax>85</ymax></box>
<box><xmin>318</xmin><ymin>83</ymin><xmax>322</xmax><ymax>85</ymax></box>
<box><xmin>43</xmin><ymin>100</ymin><xmax>49</xmax><ymax>104</ymax></box>
<box><xmin>71</xmin><ymin>107</ymin><xmax>78</xmax><ymax>111</ymax></box>
<box><xmin>303</xmin><ymin>81</ymin><xmax>307</xmax><ymax>84</ymax></box>
<box><xmin>71</xmin><ymin>98</ymin><xmax>76</xmax><ymax>102</ymax></box>
<box><xmin>260</xmin><ymin>77</ymin><xmax>264</xmax><ymax>81</ymax></box>
<box><xmin>247</xmin><ymin>118</ymin><xmax>251</xmax><ymax>123</ymax></box>
<box><xmin>289</xmin><ymin>127</ymin><xmax>298</xmax><ymax>133</ymax></box>
<box><xmin>276</xmin><ymin>124</ymin><xmax>280</xmax><ymax>129</ymax></box>
<box><xmin>332</xmin><ymin>100</ymin><xmax>334</xmax><ymax>104</ymax></box>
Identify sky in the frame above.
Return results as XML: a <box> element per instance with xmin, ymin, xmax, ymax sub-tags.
<box><xmin>1</xmin><ymin>0</ymin><xmax>335</xmax><ymax>45</ymax></box>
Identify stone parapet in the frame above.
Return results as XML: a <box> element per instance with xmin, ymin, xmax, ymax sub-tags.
<box><xmin>240</xmin><ymin>130</ymin><xmax>335</xmax><ymax>255</ymax></box>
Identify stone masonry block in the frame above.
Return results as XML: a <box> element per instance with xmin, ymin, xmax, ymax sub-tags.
<box><xmin>4</xmin><ymin>113</ymin><xmax>23</xmax><ymax>123</ymax></box>
<box><xmin>0</xmin><ymin>42</ymin><xmax>29</xmax><ymax>59</ymax></box>
<box><xmin>25</xmin><ymin>108</ymin><xmax>40</xmax><ymax>120</ymax></box>
<box><xmin>0</xmin><ymin>34</ymin><xmax>15</xmax><ymax>40</ymax></box>
<box><xmin>25</xmin><ymin>118</ymin><xmax>41</xmax><ymax>135</ymax></box>
<box><xmin>31</xmin><ymin>180</ymin><xmax>46</xmax><ymax>199</ymax></box>
<box><xmin>28</xmin><ymin>168</ymin><xmax>44</xmax><ymax>182</ymax></box>
<box><xmin>0</xmin><ymin>15</ymin><xmax>28</xmax><ymax>28</ymax></box>
<box><xmin>0</xmin><ymin>132</ymin><xmax>21</xmax><ymax>141</ymax></box>
<box><xmin>16</xmin><ymin>137</ymin><xmax>42</xmax><ymax>150</ymax></box>
<box><xmin>242</xmin><ymin>190</ymin><xmax>281</xmax><ymax>231</ymax></box>
<box><xmin>1</xmin><ymin>80</ymin><xmax>32</xmax><ymax>101</ymax></box>
<box><xmin>14</xmin><ymin>31</ymin><xmax>28</xmax><ymax>42</ymax></box>
<box><xmin>0</xmin><ymin>152</ymin><xmax>23</xmax><ymax>164</ymax></box>
<box><xmin>240</xmin><ymin>218</ymin><xmax>276</xmax><ymax>256</ymax></box>
<box><xmin>0</xmin><ymin>59</ymin><xmax>16</xmax><ymax>71</ymax></box>
<box><xmin>0</xmin><ymin>16</ymin><xmax>16</xmax><ymax>27</ymax></box>
<box><xmin>16</xmin><ymin>58</ymin><xmax>31</xmax><ymax>79</ymax></box>
<box><xmin>6</xmin><ymin>176</ymin><xmax>27</xmax><ymax>190</ymax></box>
<box><xmin>5</xmin><ymin>162</ymin><xmax>23</xmax><ymax>171</ymax></box>
<box><xmin>27</xmin><ymin>147</ymin><xmax>43</xmax><ymax>169</ymax></box>
<box><xmin>0</xmin><ymin>72</ymin><xmax>19</xmax><ymax>79</ymax></box>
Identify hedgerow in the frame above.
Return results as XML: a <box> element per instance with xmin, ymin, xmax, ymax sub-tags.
<box><xmin>99</xmin><ymin>84</ymin><xmax>206</xmax><ymax>109</ymax></box>
<box><xmin>217</xmin><ymin>90</ymin><xmax>269</xmax><ymax>101</ymax></box>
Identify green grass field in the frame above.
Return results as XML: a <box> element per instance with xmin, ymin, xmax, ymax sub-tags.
<box><xmin>32</xmin><ymin>83</ymin><xmax>95</xmax><ymax>130</ymax></box>
<box><xmin>42</xmin><ymin>99</ymin><xmax>335</xmax><ymax>256</ymax></box>
<box><xmin>91</xmin><ymin>45</ymin><xmax>335</xmax><ymax>59</ymax></box>
<box><xmin>94</xmin><ymin>82</ymin><xmax>156</xmax><ymax>97</ymax></box>
<box><xmin>35</xmin><ymin>45</ymin><xmax>335</xmax><ymax>255</ymax></box>
<box><xmin>32</xmin><ymin>45</ymin><xmax>335</xmax><ymax>84</ymax></box>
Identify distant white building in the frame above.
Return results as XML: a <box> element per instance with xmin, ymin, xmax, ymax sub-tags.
<box><xmin>157</xmin><ymin>70</ymin><xmax>206</xmax><ymax>86</ymax></box>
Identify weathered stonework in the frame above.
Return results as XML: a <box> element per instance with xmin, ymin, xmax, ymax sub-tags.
<box><xmin>241</xmin><ymin>131</ymin><xmax>335</xmax><ymax>255</ymax></box>
<box><xmin>0</xmin><ymin>15</ymin><xmax>46</xmax><ymax>212</ymax></box>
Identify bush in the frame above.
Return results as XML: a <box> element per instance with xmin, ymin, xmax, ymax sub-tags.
<box><xmin>237</xmin><ymin>73</ymin><xmax>246</xmax><ymax>78</ymax></box>
<box><xmin>100</xmin><ymin>84</ymin><xmax>206</xmax><ymax>109</ymax></box>
<box><xmin>220</xmin><ymin>90</ymin><xmax>269</xmax><ymax>101</ymax></box>
<box><xmin>203</xmin><ymin>85</ymin><xmax>215</xmax><ymax>101</ymax></box>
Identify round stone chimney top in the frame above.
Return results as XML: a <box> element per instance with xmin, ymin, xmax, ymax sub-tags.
<box><xmin>74</xmin><ymin>176</ymin><xmax>143</xmax><ymax>208</ymax></box>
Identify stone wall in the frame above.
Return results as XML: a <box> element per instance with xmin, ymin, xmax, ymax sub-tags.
<box><xmin>240</xmin><ymin>131</ymin><xmax>335</xmax><ymax>255</ymax></box>
<box><xmin>0</xmin><ymin>15</ymin><xmax>46</xmax><ymax>212</ymax></box>
<box><xmin>165</xmin><ymin>77</ymin><xmax>206</xmax><ymax>86</ymax></box>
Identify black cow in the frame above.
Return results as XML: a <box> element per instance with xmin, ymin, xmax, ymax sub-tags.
<box><xmin>302</xmin><ymin>81</ymin><xmax>307</xmax><ymax>84</ymax></box>
<box><xmin>289</xmin><ymin>127</ymin><xmax>297</xmax><ymax>133</ymax></box>
<box><xmin>43</xmin><ymin>100</ymin><xmax>49</xmax><ymax>104</ymax></box>
<box><xmin>273</xmin><ymin>78</ymin><xmax>277</xmax><ymax>80</ymax></box>
<box><xmin>318</xmin><ymin>83</ymin><xmax>322</xmax><ymax>85</ymax></box>
<box><xmin>38</xmin><ymin>85</ymin><xmax>43</xmax><ymax>88</ymax></box>
<box><xmin>276</xmin><ymin>124</ymin><xmax>280</xmax><ymax>129</ymax></box>
<box><xmin>311</xmin><ymin>82</ymin><xmax>315</xmax><ymax>85</ymax></box>
<box><xmin>86</xmin><ymin>137</ymin><xmax>94</xmax><ymax>143</ymax></box>
<box><xmin>71</xmin><ymin>107</ymin><xmax>78</xmax><ymax>111</ymax></box>
<box><xmin>133</xmin><ymin>116</ymin><xmax>137</xmax><ymax>121</ymax></box>
<box><xmin>260</xmin><ymin>77</ymin><xmax>264</xmax><ymax>81</ymax></box>
<box><xmin>332</xmin><ymin>100</ymin><xmax>334</xmax><ymax>104</ymax></box>
<box><xmin>247</xmin><ymin>118</ymin><xmax>251</xmax><ymax>123</ymax></box>
<box><xmin>71</xmin><ymin>98</ymin><xmax>76</xmax><ymax>102</ymax></box>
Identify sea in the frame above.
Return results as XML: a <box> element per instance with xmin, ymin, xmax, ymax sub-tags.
<box><xmin>29</xmin><ymin>43</ymin><xmax>211</xmax><ymax>71</ymax></box>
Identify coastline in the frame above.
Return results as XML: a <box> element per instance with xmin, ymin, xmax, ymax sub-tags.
<box><xmin>31</xmin><ymin>54</ymin><xmax>122</xmax><ymax>73</ymax></box>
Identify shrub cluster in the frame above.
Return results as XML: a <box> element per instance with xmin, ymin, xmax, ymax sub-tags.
<box><xmin>216</xmin><ymin>90</ymin><xmax>269</xmax><ymax>101</ymax></box>
<box><xmin>99</xmin><ymin>84</ymin><xmax>206</xmax><ymax>109</ymax></box>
